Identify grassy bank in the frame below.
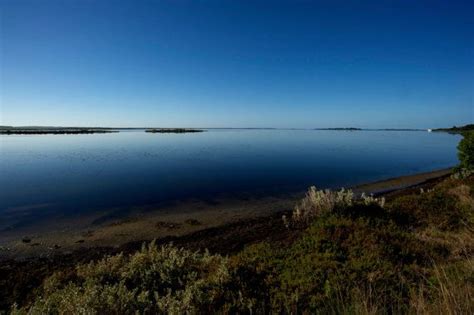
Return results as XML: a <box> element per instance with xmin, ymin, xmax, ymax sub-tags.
<box><xmin>5</xmin><ymin>171</ymin><xmax>473</xmax><ymax>313</ymax></box>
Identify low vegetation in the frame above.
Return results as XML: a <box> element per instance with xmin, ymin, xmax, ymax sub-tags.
<box><xmin>457</xmin><ymin>131</ymin><xmax>474</xmax><ymax>172</ymax></box>
<box><xmin>289</xmin><ymin>186</ymin><xmax>384</xmax><ymax>227</ymax></box>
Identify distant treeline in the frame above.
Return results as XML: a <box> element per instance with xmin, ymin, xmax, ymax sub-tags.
<box><xmin>433</xmin><ymin>124</ymin><xmax>474</xmax><ymax>133</ymax></box>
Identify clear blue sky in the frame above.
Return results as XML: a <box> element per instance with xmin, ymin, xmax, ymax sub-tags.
<box><xmin>1</xmin><ymin>0</ymin><xmax>472</xmax><ymax>128</ymax></box>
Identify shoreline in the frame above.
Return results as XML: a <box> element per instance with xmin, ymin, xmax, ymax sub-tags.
<box><xmin>0</xmin><ymin>167</ymin><xmax>453</xmax><ymax>260</ymax></box>
<box><xmin>352</xmin><ymin>168</ymin><xmax>452</xmax><ymax>195</ymax></box>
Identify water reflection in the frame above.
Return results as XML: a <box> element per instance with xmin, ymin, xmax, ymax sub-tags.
<box><xmin>0</xmin><ymin>129</ymin><xmax>461</xmax><ymax>226</ymax></box>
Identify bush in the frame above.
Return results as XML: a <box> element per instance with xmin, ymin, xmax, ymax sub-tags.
<box><xmin>12</xmin><ymin>242</ymin><xmax>242</xmax><ymax>314</ymax></box>
<box><xmin>291</xmin><ymin>186</ymin><xmax>385</xmax><ymax>227</ymax></box>
<box><xmin>292</xmin><ymin>186</ymin><xmax>353</xmax><ymax>225</ymax></box>
<box><xmin>458</xmin><ymin>131</ymin><xmax>474</xmax><ymax>171</ymax></box>
<box><xmin>387</xmin><ymin>178</ymin><xmax>473</xmax><ymax>231</ymax></box>
<box><xmin>234</xmin><ymin>214</ymin><xmax>442</xmax><ymax>313</ymax></box>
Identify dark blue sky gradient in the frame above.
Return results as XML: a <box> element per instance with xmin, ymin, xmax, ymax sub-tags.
<box><xmin>1</xmin><ymin>0</ymin><xmax>473</xmax><ymax>128</ymax></box>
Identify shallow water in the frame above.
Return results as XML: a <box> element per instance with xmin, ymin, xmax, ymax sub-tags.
<box><xmin>0</xmin><ymin>129</ymin><xmax>461</xmax><ymax>230</ymax></box>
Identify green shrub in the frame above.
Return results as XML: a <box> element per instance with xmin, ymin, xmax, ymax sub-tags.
<box><xmin>291</xmin><ymin>186</ymin><xmax>385</xmax><ymax>227</ymax></box>
<box><xmin>458</xmin><ymin>131</ymin><xmax>474</xmax><ymax>171</ymax></box>
<box><xmin>12</xmin><ymin>242</ymin><xmax>245</xmax><ymax>314</ymax></box>
<box><xmin>292</xmin><ymin>186</ymin><xmax>353</xmax><ymax>225</ymax></box>
<box><xmin>387</xmin><ymin>181</ymin><xmax>471</xmax><ymax>231</ymax></box>
<box><xmin>234</xmin><ymin>208</ymin><xmax>450</xmax><ymax>313</ymax></box>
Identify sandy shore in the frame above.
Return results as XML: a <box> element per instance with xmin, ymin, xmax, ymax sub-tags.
<box><xmin>0</xmin><ymin>168</ymin><xmax>453</xmax><ymax>260</ymax></box>
<box><xmin>353</xmin><ymin>168</ymin><xmax>452</xmax><ymax>194</ymax></box>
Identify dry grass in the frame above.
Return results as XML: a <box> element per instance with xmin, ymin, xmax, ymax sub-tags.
<box><xmin>410</xmin><ymin>260</ymin><xmax>474</xmax><ymax>315</ymax></box>
<box><xmin>448</xmin><ymin>185</ymin><xmax>473</xmax><ymax>207</ymax></box>
<box><xmin>291</xmin><ymin>186</ymin><xmax>385</xmax><ymax>226</ymax></box>
<box><xmin>292</xmin><ymin>186</ymin><xmax>354</xmax><ymax>224</ymax></box>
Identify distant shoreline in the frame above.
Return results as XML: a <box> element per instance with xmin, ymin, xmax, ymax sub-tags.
<box><xmin>0</xmin><ymin>129</ymin><xmax>118</xmax><ymax>135</ymax></box>
<box><xmin>432</xmin><ymin>124</ymin><xmax>474</xmax><ymax>134</ymax></box>
<box><xmin>0</xmin><ymin>126</ymin><xmax>433</xmax><ymax>134</ymax></box>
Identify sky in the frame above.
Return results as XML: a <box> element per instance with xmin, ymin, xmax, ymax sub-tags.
<box><xmin>0</xmin><ymin>0</ymin><xmax>472</xmax><ymax>128</ymax></box>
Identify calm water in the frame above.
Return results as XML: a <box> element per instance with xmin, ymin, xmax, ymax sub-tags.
<box><xmin>0</xmin><ymin>130</ymin><xmax>461</xmax><ymax>230</ymax></box>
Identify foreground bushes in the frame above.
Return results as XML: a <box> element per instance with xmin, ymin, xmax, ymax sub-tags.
<box><xmin>458</xmin><ymin>131</ymin><xmax>474</xmax><ymax>171</ymax></box>
<box><xmin>12</xmin><ymin>243</ymin><xmax>240</xmax><ymax>314</ymax></box>
<box><xmin>290</xmin><ymin>186</ymin><xmax>385</xmax><ymax>227</ymax></box>
<box><xmin>12</xmin><ymin>176</ymin><xmax>474</xmax><ymax>314</ymax></box>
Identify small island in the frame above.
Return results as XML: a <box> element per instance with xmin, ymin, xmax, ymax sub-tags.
<box><xmin>314</xmin><ymin>127</ymin><xmax>362</xmax><ymax>131</ymax></box>
<box><xmin>0</xmin><ymin>127</ymin><xmax>118</xmax><ymax>135</ymax></box>
<box><xmin>145</xmin><ymin>128</ymin><xmax>205</xmax><ymax>133</ymax></box>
